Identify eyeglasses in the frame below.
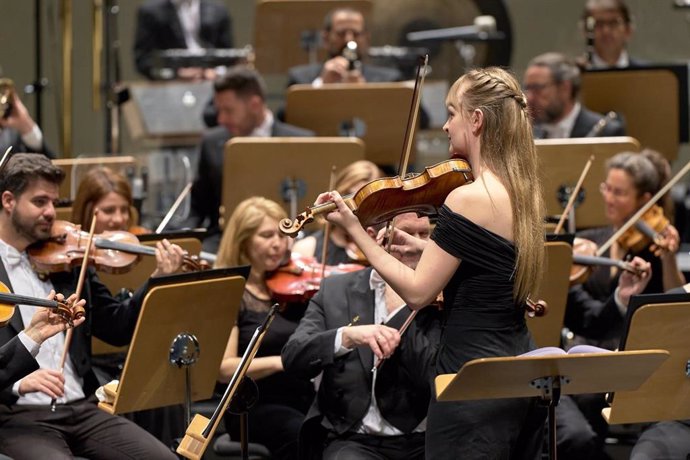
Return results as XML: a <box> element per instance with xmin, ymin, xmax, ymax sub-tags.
<box><xmin>599</xmin><ymin>182</ymin><xmax>633</xmax><ymax>199</ymax></box>
<box><xmin>522</xmin><ymin>82</ymin><xmax>556</xmax><ymax>94</ymax></box>
<box><xmin>592</xmin><ymin>17</ymin><xmax>627</xmax><ymax>30</ymax></box>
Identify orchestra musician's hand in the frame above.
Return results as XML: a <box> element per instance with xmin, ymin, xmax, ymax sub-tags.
<box><xmin>320</xmin><ymin>56</ymin><xmax>365</xmax><ymax>84</ymax></box>
<box><xmin>176</xmin><ymin>67</ymin><xmax>206</xmax><ymax>81</ymax></box>
<box><xmin>23</xmin><ymin>291</ymin><xmax>86</xmax><ymax>345</ymax></box>
<box><xmin>651</xmin><ymin>224</ymin><xmax>680</xmax><ymax>259</ymax></box>
<box><xmin>616</xmin><ymin>256</ymin><xmax>652</xmax><ymax>307</ymax></box>
<box><xmin>151</xmin><ymin>239</ymin><xmax>185</xmax><ymax>277</ymax></box>
<box><xmin>341</xmin><ymin>324</ymin><xmax>400</xmax><ymax>360</ymax></box>
<box><xmin>0</xmin><ymin>91</ymin><xmax>36</xmax><ymax>136</ymax></box>
<box><xmin>375</xmin><ymin>226</ymin><xmax>427</xmax><ymax>263</ymax></box>
<box><xmin>17</xmin><ymin>368</ymin><xmax>65</xmax><ymax>399</ymax></box>
<box><xmin>314</xmin><ymin>191</ymin><xmax>360</xmax><ymax>234</ymax></box>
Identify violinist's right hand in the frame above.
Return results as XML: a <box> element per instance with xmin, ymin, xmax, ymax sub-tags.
<box><xmin>616</xmin><ymin>256</ymin><xmax>652</xmax><ymax>307</ymax></box>
<box><xmin>341</xmin><ymin>324</ymin><xmax>401</xmax><ymax>360</ymax></box>
<box><xmin>18</xmin><ymin>369</ymin><xmax>65</xmax><ymax>398</ymax></box>
<box><xmin>23</xmin><ymin>291</ymin><xmax>86</xmax><ymax>345</ymax></box>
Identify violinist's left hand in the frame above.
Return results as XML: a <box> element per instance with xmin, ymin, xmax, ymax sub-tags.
<box><xmin>24</xmin><ymin>292</ymin><xmax>86</xmax><ymax>344</ymax></box>
<box><xmin>651</xmin><ymin>224</ymin><xmax>680</xmax><ymax>258</ymax></box>
<box><xmin>375</xmin><ymin>226</ymin><xmax>427</xmax><ymax>264</ymax></box>
<box><xmin>314</xmin><ymin>191</ymin><xmax>360</xmax><ymax>234</ymax></box>
<box><xmin>151</xmin><ymin>239</ymin><xmax>185</xmax><ymax>277</ymax></box>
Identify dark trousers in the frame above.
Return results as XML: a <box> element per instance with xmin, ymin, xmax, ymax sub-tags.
<box><xmin>0</xmin><ymin>398</ymin><xmax>177</xmax><ymax>460</ymax></box>
<box><xmin>323</xmin><ymin>431</ymin><xmax>425</xmax><ymax>460</ymax></box>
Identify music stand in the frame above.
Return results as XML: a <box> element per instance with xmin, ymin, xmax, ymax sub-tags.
<box><xmin>253</xmin><ymin>0</ymin><xmax>373</xmax><ymax>75</ymax></box>
<box><xmin>53</xmin><ymin>156</ymin><xmax>137</xmax><ymax>201</ymax></box>
<box><xmin>221</xmin><ymin>137</ymin><xmax>365</xmax><ymax>226</ymax></box>
<box><xmin>537</xmin><ymin>137</ymin><xmax>640</xmax><ymax>229</ymax></box>
<box><xmin>526</xmin><ymin>242</ymin><xmax>572</xmax><ymax>348</ymax></box>
<box><xmin>603</xmin><ymin>299</ymin><xmax>690</xmax><ymax>424</ymax></box>
<box><xmin>98</xmin><ymin>268</ymin><xmax>246</xmax><ymax>427</ymax></box>
<box><xmin>581</xmin><ymin>66</ymin><xmax>688</xmax><ymax>162</ymax></box>
<box><xmin>435</xmin><ymin>349</ymin><xmax>669</xmax><ymax>460</ymax></box>
<box><xmin>122</xmin><ymin>80</ymin><xmax>213</xmax><ymax>146</ymax></box>
<box><xmin>285</xmin><ymin>82</ymin><xmax>415</xmax><ymax>166</ymax></box>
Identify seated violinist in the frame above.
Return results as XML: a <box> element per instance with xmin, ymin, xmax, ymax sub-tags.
<box><xmin>0</xmin><ymin>153</ymin><xmax>183</xmax><ymax>460</ymax></box>
<box><xmin>557</xmin><ymin>148</ymin><xmax>676</xmax><ymax>460</ymax></box>
<box><xmin>282</xmin><ymin>212</ymin><xmax>440</xmax><ymax>460</ymax></box>
<box><xmin>292</xmin><ymin>160</ymin><xmax>383</xmax><ymax>265</ymax></box>
<box><xmin>214</xmin><ymin>196</ymin><xmax>315</xmax><ymax>460</ymax></box>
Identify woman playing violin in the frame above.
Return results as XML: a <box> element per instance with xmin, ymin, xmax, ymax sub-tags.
<box><xmin>292</xmin><ymin>160</ymin><xmax>382</xmax><ymax>265</ymax></box>
<box><xmin>215</xmin><ymin>196</ymin><xmax>314</xmax><ymax>460</ymax></box>
<box><xmin>0</xmin><ymin>153</ymin><xmax>179</xmax><ymax>459</ymax></box>
<box><xmin>315</xmin><ymin>67</ymin><xmax>550</xmax><ymax>459</ymax></box>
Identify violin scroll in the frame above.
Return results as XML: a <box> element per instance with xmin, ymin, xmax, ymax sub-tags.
<box><xmin>525</xmin><ymin>297</ymin><xmax>548</xmax><ymax>318</ymax></box>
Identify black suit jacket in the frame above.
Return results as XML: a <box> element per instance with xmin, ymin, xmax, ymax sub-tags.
<box><xmin>287</xmin><ymin>63</ymin><xmax>402</xmax><ymax>87</ymax></box>
<box><xmin>569</xmin><ymin>106</ymin><xmax>626</xmax><ymax>138</ymax></box>
<box><xmin>134</xmin><ymin>0</ymin><xmax>233</xmax><ymax>79</ymax></box>
<box><xmin>0</xmin><ymin>337</ymin><xmax>38</xmax><ymax>391</ymax></box>
<box><xmin>282</xmin><ymin>268</ymin><xmax>439</xmax><ymax>438</ymax></box>
<box><xmin>0</xmin><ymin>258</ymin><xmax>148</xmax><ymax>405</ymax></box>
<box><xmin>0</xmin><ymin>128</ymin><xmax>54</xmax><ymax>159</ymax></box>
<box><xmin>184</xmin><ymin>121</ymin><xmax>314</xmax><ymax>241</ymax></box>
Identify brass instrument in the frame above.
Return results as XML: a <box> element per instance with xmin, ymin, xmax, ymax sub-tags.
<box><xmin>0</xmin><ymin>78</ymin><xmax>14</xmax><ymax>119</ymax></box>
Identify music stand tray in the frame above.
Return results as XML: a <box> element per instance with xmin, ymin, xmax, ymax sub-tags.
<box><xmin>98</xmin><ymin>274</ymin><xmax>245</xmax><ymax>415</ymax></box>
<box><xmin>537</xmin><ymin>137</ymin><xmax>640</xmax><ymax>229</ymax></box>
<box><xmin>221</xmin><ymin>137</ymin><xmax>365</xmax><ymax>227</ymax></box>
<box><xmin>604</xmin><ymin>301</ymin><xmax>690</xmax><ymax>424</ymax></box>
<box><xmin>435</xmin><ymin>350</ymin><xmax>668</xmax><ymax>460</ymax></box>
<box><xmin>285</xmin><ymin>82</ymin><xmax>415</xmax><ymax>166</ymax></box>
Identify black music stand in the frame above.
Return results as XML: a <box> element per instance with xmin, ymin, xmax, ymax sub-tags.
<box><xmin>435</xmin><ymin>350</ymin><xmax>668</xmax><ymax>460</ymax></box>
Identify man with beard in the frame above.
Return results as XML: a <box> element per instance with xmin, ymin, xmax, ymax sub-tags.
<box><xmin>0</xmin><ymin>153</ymin><xmax>184</xmax><ymax>459</ymax></box>
<box><xmin>523</xmin><ymin>52</ymin><xmax>625</xmax><ymax>139</ymax></box>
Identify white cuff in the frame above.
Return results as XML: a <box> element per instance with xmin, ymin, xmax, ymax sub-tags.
<box><xmin>17</xmin><ymin>331</ymin><xmax>40</xmax><ymax>358</ymax></box>
<box><xmin>21</xmin><ymin>124</ymin><xmax>43</xmax><ymax>151</ymax></box>
<box><xmin>334</xmin><ymin>327</ymin><xmax>353</xmax><ymax>357</ymax></box>
<box><xmin>613</xmin><ymin>287</ymin><xmax>627</xmax><ymax>316</ymax></box>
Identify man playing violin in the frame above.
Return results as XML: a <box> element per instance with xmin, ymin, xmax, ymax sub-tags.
<box><xmin>1</xmin><ymin>292</ymin><xmax>86</xmax><ymax>390</ymax></box>
<box><xmin>0</xmin><ymin>153</ymin><xmax>183</xmax><ymax>460</ymax></box>
<box><xmin>282</xmin><ymin>213</ymin><xmax>439</xmax><ymax>460</ymax></box>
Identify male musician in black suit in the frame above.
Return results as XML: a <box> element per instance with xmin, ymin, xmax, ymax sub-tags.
<box><xmin>1</xmin><ymin>301</ymin><xmax>85</xmax><ymax>391</ymax></box>
<box><xmin>282</xmin><ymin>213</ymin><xmax>439</xmax><ymax>460</ymax></box>
<box><xmin>0</xmin><ymin>153</ymin><xmax>184</xmax><ymax>459</ymax></box>
<box><xmin>287</xmin><ymin>8</ymin><xmax>402</xmax><ymax>87</ymax></box>
<box><xmin>0</xmin><ymin>85</ymin><xmax>53</xmax><ymax>158</ymax></box>
<box><xmin>581</xmin><ymin>0</ymin><xmax>645</xmax><ymax>69</ymax></box>
<box><xmin>185</xmin><ymin>66</ymin><xmax>313</xmax><ymax>253</ymax></box>
<box><xmin>134</xmin><ymin>0</ymin><xmax>233</xmax><ymax>80</ymax></box>
<box><xmin>523</xmin><ymin>52</ymin><xmax>626</xmax><ymax>139</ymax></box>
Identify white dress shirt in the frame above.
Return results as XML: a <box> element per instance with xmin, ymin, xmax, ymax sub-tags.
<box><xmin>173</xmin><ymin>0</ymin><xmax>203</xmax><ymax>52</ymax></box>
<box><xmin>0</xmin><ymin>239</ymin><xmax>85</xmax><ymax>405</ymax></box>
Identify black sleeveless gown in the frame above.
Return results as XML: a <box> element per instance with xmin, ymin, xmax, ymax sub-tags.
<box><xmin>426</xmin><ymin>206</ymin><xmax>546</xmax><ymax>459</ymax></box>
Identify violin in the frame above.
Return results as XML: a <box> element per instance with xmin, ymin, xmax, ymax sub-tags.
<box><xmin>266</xmin><ymin>253</ymin><xmax>366</xmax><ymax>303</ymax></box>
<box><xmin>0</xmin><ymin>282</ymin><xmax>85</xmax><ymax>328</ymax></box>
<box><xmin>28</xmin><ymin>220</ymin><xmax>208</xmax><ymax>276</ymax></box>
<box><xmin>279</xmin><ymin>159</ymin><xmax>473</xmax><ymax>237</ymax></box>
<box><xmin>616</xmin><ymin>205</ymin><xmax>670</xmax><ymax>255</ymax></box>
<box><xmin>570</xmin><ymin>237</ymin><xmax>645</xmax><ymax>285</ymax></box>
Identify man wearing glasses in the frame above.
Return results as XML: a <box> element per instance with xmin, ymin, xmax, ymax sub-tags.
<box><xmin>582</xmin><ymin>0</ymin><xmax>643</xmax><ymax>69</ymax></box>
<box><xmin>287</xmin><ymin>8</ymin><xmax>402</xmax><ymax>87</ymax></box>
<box><xmin>522</xmin><ymin>52</ymin><xmax>625</xmax><ymax>139</ymax></box>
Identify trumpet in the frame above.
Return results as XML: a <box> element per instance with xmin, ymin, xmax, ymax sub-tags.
<box><xmin>341</xmin><ymin>40</ymin><xmax>361</xmax><ymax>71</ymax></box>
<box><xmin>0</xmin><ymin>78</ymin><xmax>14</xmax><ymax>119</ymax></box>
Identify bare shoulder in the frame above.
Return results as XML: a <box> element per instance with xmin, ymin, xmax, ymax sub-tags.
<box><xmin>444</xmin><ymin>177</ymin><xmax>513</xmax><ymax>239</ymax></box>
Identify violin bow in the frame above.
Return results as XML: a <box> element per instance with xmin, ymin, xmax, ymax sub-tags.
<box><xmin>597</xmin><ymin>158</ymin><xmax>690</xmax><ymax>257</ymax></box>
<box><xmin>554</xmin><ymin>155</ymin><xmax>594</xmax><ymax>234</ymax></box>
<box><xmin>320</xmin><ymin>166</ymin><xmax>337</xmax><ymax>279</ymax></box>
<box><xmin>155</xmin><ymin>181</ymin><xmax>193</xmax><ymax>234</ymax></box>
<box><xmin>375</xmin><ymin>56</ymin><xmax>429</xmax><ymax>370</ymax></box>
<box><xmin>50</xmin><ymin>210</ymin><xmax>99</xmax><ymax>411</ymax></box>
<box><xmin>0</xmin><ymin>146</ymin><xmax>12</xmax><ymax>171</ymax></box>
